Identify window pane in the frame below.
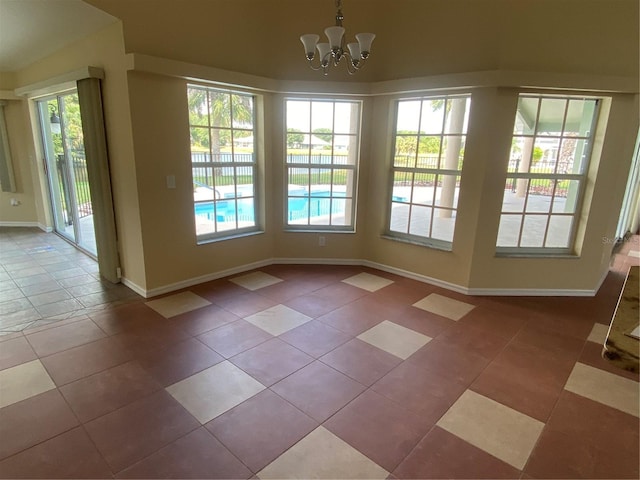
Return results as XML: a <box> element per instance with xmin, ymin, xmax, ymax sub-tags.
<box><xmin>234</xmin><ymin>130</ymin><xmax>254</xmax><ymax>156</ymax></box>
<box><xmin>552</xmin><ymin>180</ymin><xmax>579</xmax><ymax>214</ymax></box>
<box><xmin>514</xmin><ymin>97</ymin><xmax>538</xmax><ymax>135</ymax></box>
<box><xmin>537</xmin><ymin>98</ymin><xmax>566</xmax><ymax>135</ymax></box>
<box><xmin>420</xmin><ymin>99</ymin><xmax>446</xmax><ymax>134</ymax></box>
<box><xmin>311</xmin><ymin>101</ymin><xmax>333</xmax><ymax>131</ymax></box>
<box><xmin>435</xmin><ymin>175</ymin><xmax>460</xmax><ymax>210</ymax></box>
<box><xmin>334</xmin><ymin>102</ymin><xmax>356</xmax><ymax>134</ymax></box>
<box><xmin>392</xmin><ymin>171</ymin><xmax>412</xmax><ymax>203</ymax></box>
<box><xmin>195</xmin><ymin>202</ymin><xmax>217</xmax><ymax>236</ymax></box>
<box><xmin>412</xmin><ymin>173</ymin><xmax>436</xmax><ymax>205</ymax></box>
<box><xmin>432</xmin><ymin>208</ymin><xmax>456</xmax><ymax>242</ymax></box>
<box><xmin>193</xmin><ymin>167</ymin><xmax>216</xmax><ymax>202</ymax></box>
<box><xmin>396</xmin><ymin>100</ymin><xmax>421</xmax><ymax>132</ymax></box>
<box><xmin>417</xmin><ymin>137</ymin><xmax>441</xmax><ymax>168</ymax></box>
<box><xmin>287</xmin><ymin>100</ymin><xmax>310</xmax><ymax>131</ymax></box>
<box><xmin>525</xmin><ymin>179</ymin><xmax>553</xmax><ymax>213</ymax></box>
<box><xmin>502</xmin><ymin>178</ymin><xmax>526</xmax><ymax>213</ymax></box>
<box><xmin>440</xmin><ymin>136</ymin><xmax>465</xmax><ymax>170</ymax></box>
<box><xmin>334</xmin><ymin>135</ymin><xmax>356</xmax><ymax>164</ymax></box>
<box><xmin>445</xmin><ymin>97</ymin><xmax>470</xmax><ymax>134</ymax></box>
<box><xmin>409</xmin><ymin>205</ymin><xmax>432</xmax><ymax>237</ymax></box>
<box><xmin>237</xmin><ymin>198</ymin><xmax>256</xmax><ymax>228</ymax></box>
<box><xmin>395</xmin><ymin>136</ymin><xmax>418</xmax><ymax>167</ymax></box>
<box><xmin>188</xmin><ymin>88</ymin><xmax>209</xmax><ymax>126</ymax></box>
<box><xmin>545</xmin><ymin>215</ymin><xmax>573</xmax><ymax>248</ymax></box>
<box><xmin>520</xmin><ymin>215</ymin><xmax>547</xmax><ymax>247</ymax></box>
<box><xmin>390</xmin><ymin>202</ymin><xmax>409</xmax><ymax>233</ymax></box>
<box><xmin>330</xmin><ymin>198</ymin><xmax>351</xmax><ymax>226</ymax></box>
<box><xmin>497</xmin><ymin>214</ymin><xmax>522</xmax><ymax>247</ymax></box>
<box><xmin>232</xmin><ymin>94</ymin><xmax>253</xmax><ymax>129</ymax></box>
<box><xmin>508</xmin><ymin>137</ymin><xmax>526</xmax><ymax>173</ymax></box>
<box><xmin>531</xmin><ymin>137</ymin><xmax>559</xmax><ymax>174</ymax></box>
<box><xmin>209</xmin><ymin>91</ymin><xmax>230</xmax><ymax>128</ymax></box>
<box><xmin>289</xmin><ymin>167</ymin><xmax>309</xmax><ymax>187</ymax></box>
<box><xmin>190</xmin><ymin>127</ymin><xmax>209</xmax><ymax>155</ymax></box>
<box><xmin>331</xmin><ymin>169</ymin><xmax>349</xmax><ymax>195</ymax></box>
<box><xmin>565</xmin><ymin>99</ymin><xmax>597</xmax><ymax>136</ymax></box>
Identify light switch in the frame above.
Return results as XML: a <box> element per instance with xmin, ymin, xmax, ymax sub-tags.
<box><xmin>166</xmin><ymin>175</ymin><xmax>176</xmax><ymax>189</ymax></box>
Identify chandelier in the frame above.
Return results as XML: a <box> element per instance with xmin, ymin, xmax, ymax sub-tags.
<box><xmin>300</xmin><ymin>0</ymin><xmax>375</xmax><ymax>75</ymax></box>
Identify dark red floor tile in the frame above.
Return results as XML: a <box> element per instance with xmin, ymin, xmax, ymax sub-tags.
<box><xmin>136</xmin><ymin>337</ymin><xmax>224</xmax><ymax>386</ymax></box>
<box><xmin>270</xmin><ymin>361</ymin><xmax>365</xmax><ymax>422</ymax></box>
<box><xmin>393</xmin><ymin>426</ymin><xmax>521</xmax><ymax>479</ymax></box>
<box><xmin>407</xmin><ymin>340</ymin><xmax>489</xmax><ymax>387</ymax></box>
<box><xmin>25</xmin><ymin>318</ymin><xmax>106</xmax><ymax>357</ymax></box>
<box><xmin>320</xmin><ymin>338</ymin><xmax>401</xmax><ymax>386</ymax></box>
<box><xmin>456</xmin><ymin>305</ymin><xmax>526</xmax><ymax>339</ymax></box>
<box><xmin>214</xmin><ymin>291</ymin><xmax>277</xmax><ymax>318</ymax></box>
<box><xmin>0</xmin><ymin>336</ymin><xmax>36</xmax><ymax>371</ymax></box>
<box><xmin>84</xmin><ymin>390</ymin><xmax>200</xmax><ymax>472</ymax></box>
<box><xmin>206</xmin><ymin>389</ymin><xmax>317</xmax><ymax>472</ymax></box>
<box><xmin>116</xmin><ymin>427</ymin><xmax>252</xmax><ymax>479</ymax></box>
<box><xmin>230</xmin><ymin>338</ymin><xmax>313</xmax><ymax>386</ymax></box>
<box><xmin>284</xmin><ymin>282</ymin><xmax>368</xmax><ymax>318</ymax></box>
<box><xmin>317</xmin><ymin>302</ymin><xmax>384</xmax><ymax>336</ymax></box>
<box><xmin>60</xmin><ymin>360</ymin><xmax>162</xmax><ymax>422</ymax></box>
<box><xmin>256</xmin><ymin>278</ymin><xmax>322</xmax><ymax>303</ymax></box>
<box><xmin>279</xmin><ymin>320</ymin><xmax>351</xmax><ymax>358</ymax></box>
<box><xmin>40</xmin><ymin>336</ymin><xmax>133</xmax><ymax>386</ymax></box>
<box><xmin>111</xmin><ymin>321</ymin><xmax>191</xmax><ymax>357</ymax></box>
<box><xmin>371</xmin><ymin>361</ymin><xmax>467</xmax><ymax>429</ymax></box>
<box><xmin>512</xmin><ymin>323</ymin><xmax>586</xmax><ymax>364</ymax></box>
<box><xmin>197</xmin><ymin>319</ymin><xmax>273</xmax><ymax>358</ymax></box>
<box><xmin>90</xmin><ymin>302</ymin><xmax>169</xmax><ymax>335</ymax></box>
<box><xmin>191</xmin><ymin>278</ymin><xmax>255</xmax><ymax>305</ymax></box>
<box><xmin>432</xmin><ymin>322</ymin><xmax>511</xmax><ymax>361</ymax></box>
<box><xmin>171</xmin><ymin>303</ymin><xmax>240</xmax><ymax>336</ymax></box>
<box><xmin>325</xmin><ymin>389</ymin><xmax>429</xmax><ymax>472</ymax></box>
<box><xmin>525</xmin><ymin>427</ymin><xmax>639</xmax><ymax>479</ymax></box>
<box><xmin>0</xmin><ymin>389</ymin><xmax>78</xmax><ymax>461</ymax></box>
<box><xmin>391</xmin><ymin>305</ymin><xmax>456</xmax><ymax>338</ymax></box>
<box><xmin>544</xmin><ymin>391</ymin><xmax>639</xmax><ymax>457</ymax></box>
<box><xmin>0</xmin><ymin>427</ymin><xmax>112</xmax><ymax>479</ymax></box>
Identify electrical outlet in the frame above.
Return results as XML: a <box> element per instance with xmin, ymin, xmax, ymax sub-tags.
<box><xmin>318</xmin><ymin>236</ymin><xmax>326</xmax><ymax>247</ymax></box>
<box><xmin>10</xmin><ymin>198</ymin><xmax>20</xmax><ymax>206</ymax></box>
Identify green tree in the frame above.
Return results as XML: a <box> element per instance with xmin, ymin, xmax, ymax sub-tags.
<box><xmin>187</xmin><ymin>88</ymin><xmax>253</xmax><ymax>156</ymax></box>
<box><xmin>287</xmin><ymin>128</ymin><xmax>304</xmax><ymax>147</ymax></box>
<box><xmin>312</xmin><ymin>127</ymin><xmax>332</xmax><ymax>143</ymax></box>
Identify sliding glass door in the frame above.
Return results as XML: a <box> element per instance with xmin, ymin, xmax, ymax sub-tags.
<box><xmin>38</xmin><ymin>92</ymin><xmax>97</xmax><ymax>256</ymax></box>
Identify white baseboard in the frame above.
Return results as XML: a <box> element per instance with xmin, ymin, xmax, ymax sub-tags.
<box><xmin>0</xmin><ymin>222</ymin><xmax>53</xmax><ymax>232</ymax></box>
<box><xmin>122</xmin><ymin>256</ymin><xmax>601</xmax><ymax>299</ymax></box>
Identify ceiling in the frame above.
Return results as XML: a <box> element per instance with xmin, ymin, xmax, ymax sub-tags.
<box><xmin>0</xmin><ymin>0</ymin><xmax>117</xmax><ymax>72</ymax></box>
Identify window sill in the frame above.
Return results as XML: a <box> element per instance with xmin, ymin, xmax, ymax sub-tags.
<box><xmin>196</xmin><ymin>229</ymin><xmax>264</xmax><ymax>245</ymax></box>
<box><xmin>380</xmin><ymin>234</ymin><xmax>453</xmax><ymax>252</ymax></box>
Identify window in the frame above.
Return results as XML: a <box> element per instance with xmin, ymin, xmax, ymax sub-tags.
<box><xmin>285</xmin><ymin>99</ymin><xmax>361</xmax><ymax>231</ymax></box>
<box><xmin>387</xmin><ymin>95</ymin><xmax>471</xmax><ymax>247</ymax></box>
<box><xmin>497</xmin><ymin>95</ymin><xmax>599</xmax><ymax>253</ymax></box>
<box><xmin>188</xmin><ymin>86</ymin><xmax>259</xmax><ymax>241</ymax></box>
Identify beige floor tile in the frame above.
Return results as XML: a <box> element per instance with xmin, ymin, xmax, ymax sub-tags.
<box><xmin>437</xmin><ymin>390</ymin><xmax>544</xmax><ymax>470</ymax></box>
<box><xmin>587</xmin><ymin>323</ymin><xmax>609</xmax><ymax>344</ymax></box>
<box><xmin>564</xmin><ymin>362</ymin><xmax>639</xmax><ymax>417</ymax></box>
<box><xmin>413</xmin><ymin>293</ymin><xmax>475</xmax><ymax>321</ymax></box>
<box><xmin>230</xmin><ymin>271</ymin><xmax>283</xmax><ymax>291</ymax></box>
<box><xmin>146</xmin><ymin>292</ymin><xmax>211</xmax><ymax>318</ymax></box>
<box><xmin>257</xmin><ymin>426</ymin><xmax>388</xmax><ymax>479</ymax></box>
<box><xmin>342</xmin><ymin>272</ymin><xmax>394</xmax><ymax>292</ymax></box>
<box><xmin>357</xmin><ymin>320</ymin><xmax>431</xmax><ymax>359</ymax></box>
<box><xmin>0</xmin><ymin>359</ymin><xmax>56</xmax><ymax>408</ymax></box>
<box><xmin>245</xmin><ymin>304</ymin><xmax>312</xmax><ymax>336</ymax></box>
<box><xmin>166</xmin><ymin>361</ymin><xmax>265</xmax><ymax>423</ymax></box>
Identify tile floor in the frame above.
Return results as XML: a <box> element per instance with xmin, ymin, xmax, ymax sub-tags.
<box><xmin>0</xmin><ymin>228</ymin><xmax>639</xmax><ymax>479</ymax></box>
